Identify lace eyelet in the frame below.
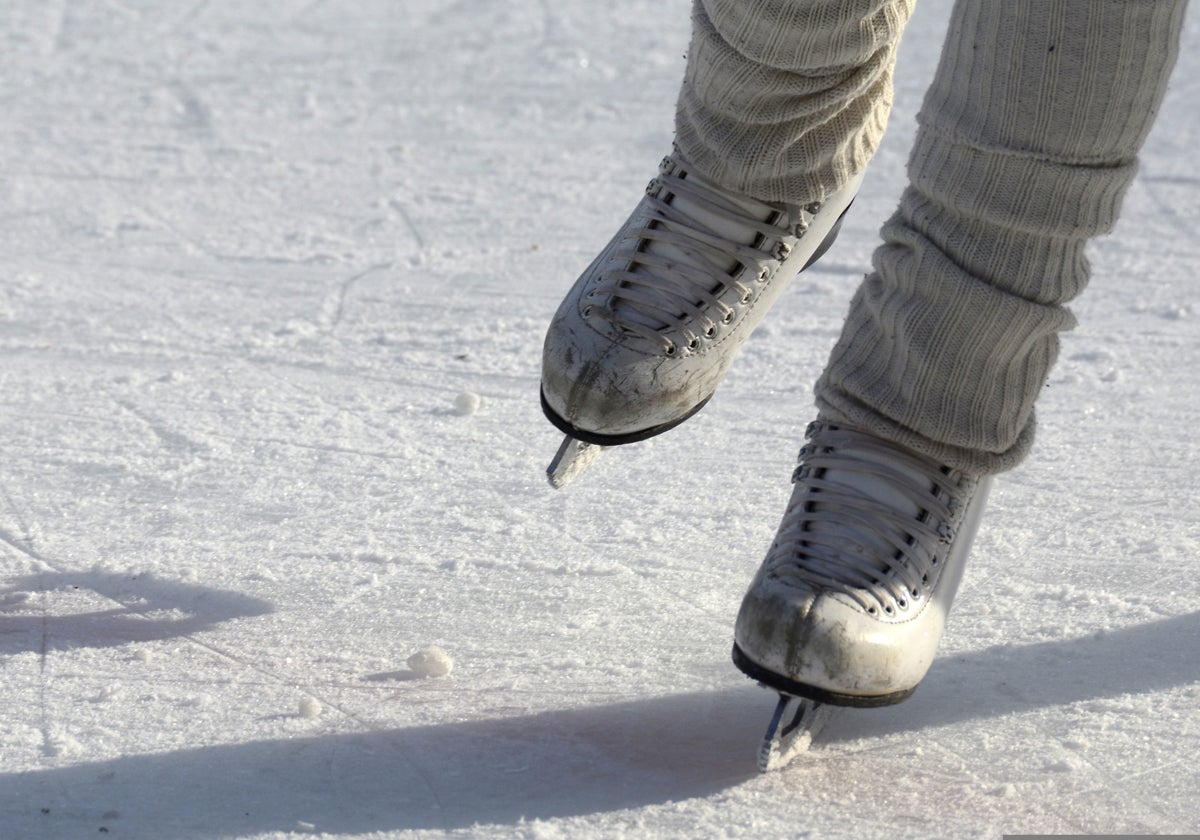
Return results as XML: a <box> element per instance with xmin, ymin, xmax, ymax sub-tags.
<box><xmin>664</xmin><ymin>342</ymin><xmax>677</xmax><ymax>357</ymax></box>
<box><xmin>721</xmin><ymin>311</ymin><xmax>734</xmax><ymax>325</ymax></box>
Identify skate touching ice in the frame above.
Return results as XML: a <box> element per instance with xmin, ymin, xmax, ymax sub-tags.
<box><xmin>539</xmin><ymin>0</ymin><xmax>1187</xmax><ymax>770</ymax></box>
<box><xmin>733</xmin><ymin>422</ymin><xmax>993</xmax><ymax>770</ymax></box>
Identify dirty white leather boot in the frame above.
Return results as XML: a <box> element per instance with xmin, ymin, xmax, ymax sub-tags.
<box><xmin>734</xmin><ymin>420</ymin><xmax>992</xmax><ymax>706</ymax></box>
<box><xmin>542</xmin><ymin>153</ymin><xmax>862</xmax><ymax>445</ymax></box>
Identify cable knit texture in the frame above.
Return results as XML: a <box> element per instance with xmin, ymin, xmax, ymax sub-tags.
<box><xmin>816</xmin><ymin>0</ymin><xmax>1187</xmax><ymax>474</ymax></box>
<box><xmin>674</xmin><ymin>0</ymin><xmax>914</xmax><ymax>204</ymax></box>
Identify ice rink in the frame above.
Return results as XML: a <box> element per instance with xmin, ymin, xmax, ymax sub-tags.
<box><xmin>2</xmin><ymin>1</ymin><xmax>1198</xmax><ymax>836</ymax></box>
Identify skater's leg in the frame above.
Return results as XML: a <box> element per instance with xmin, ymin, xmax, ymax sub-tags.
<box><xmin>816</xmin><ymin>0</ymin><xmax>1189</xmax><ymax>475</ymax></box>
<box><xmin>676</xmin><ymin>0</ymin><xmax>915</xmax><ymax>204</ymax></box>
<box><xmin>736</xmin><ymin>0</ymin><xmax>1187</xmax><ymax>703</ymax></box>
<box><xmin>542</xmin><ymin>0</ymin><xmax>916</xmax><ymax>454</ymax></box>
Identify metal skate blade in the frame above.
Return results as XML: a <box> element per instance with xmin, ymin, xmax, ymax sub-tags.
<box><xmin>547</xmin><ymin>435</ymin><xmax>604</xmax><ymax>489</ymax></box>
<box><xmin>758</xmin><ymin>692</ymin><xmax>833</xmax><ymax>773</ymax></box>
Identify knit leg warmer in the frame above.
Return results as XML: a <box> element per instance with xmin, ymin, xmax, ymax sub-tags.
<box><xmin>816</xmin><ymin>0</ymin><xmax>1187</xmax><ymax>474</ymax></box>
<box><xmin>674</xmin><ymin>0</ymin><xmax>915</xmax><ymax>204</ymax></box>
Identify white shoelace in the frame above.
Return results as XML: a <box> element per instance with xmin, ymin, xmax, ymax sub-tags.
<box><xmin>766</xmin><ymin>422</ymin><xmax>977</xmax><ymax>616</ymax></box>
<box><xmin>587</xmin><ymin>157</ymin><xmax>812</xmax><ymax>353</ymax></box>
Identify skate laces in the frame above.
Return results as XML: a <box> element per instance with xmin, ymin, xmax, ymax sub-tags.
<box><xmin>588</xmin><ymin>155</ymin><xmax>814</xmax><ymax>353</ymax></box>
<box><xmin>766</xmin><ymin>422</ymin><xmax>977</xmax><ymax>616</ymax></box>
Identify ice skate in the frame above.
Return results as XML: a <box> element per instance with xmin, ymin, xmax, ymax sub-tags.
<box><xmin>733</xmin><ymin>420</ymin><xmax>992</xmax><ymax>769</ymax></box>
<box><xmin>541</xmin><ymin>152</ymin><xmax>863</xmax><ymax>487</ymax></box>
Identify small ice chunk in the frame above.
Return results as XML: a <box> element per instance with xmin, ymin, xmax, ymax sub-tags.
<box><xmin>453</xmin><ymin>392</ymin><xmax>481</xmax><ymax>416</ymax></box>
<box><xmin>44</xmin><ymin>729</ymin><xmax>83</xmax><ymax>758</ymax></box>
<box><xmin>92</xmin><ymin>684</ymin><xmax>125</xmax><ymax>703</ymax></box>
<box><xmin>407</xmin><ymin>646</ymin><xmax>453</xmax><ymax>678</ymax></box>
<box><xmin>298</xmin><ymin>696</ymin><xmax>322</xmax><ymax>718</ymax></box>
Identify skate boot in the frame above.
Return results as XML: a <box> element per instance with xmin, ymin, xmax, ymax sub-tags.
<box><xmin>734</xmin><ymin>420</ymin><xmax>992</xmax><ymax>707</ymax></box>
<box><xmin>541</xmin><ymin>152</ymin><xmax>862</xmax><ymax>484</ymax></box>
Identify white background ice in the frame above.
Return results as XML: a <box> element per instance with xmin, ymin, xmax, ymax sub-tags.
<box><xmin>1</xmin><ymin>0</ymin><xmax>1197</xmax><ymax>837</ymax></box>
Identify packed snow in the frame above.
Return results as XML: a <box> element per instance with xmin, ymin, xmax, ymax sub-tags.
<box><xmin>407</xmin><ymin>647</ymin><xmax>454</xmax><ymax>679</ymax></box>
<box><xmin>1</xmin><ymin>1</ymin><xmax>1197</xmax><ymax>837</ymax></box>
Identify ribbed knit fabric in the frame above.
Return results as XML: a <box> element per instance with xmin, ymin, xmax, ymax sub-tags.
<box><xmin>674</xmin><ymin>0</ymin><xmax>914</xmax><ymax>204</ymax></box>
<box><xmin>816</xmin><ymin>0</ymin><xmax>1187</xmax><ymax>474</ymax></box>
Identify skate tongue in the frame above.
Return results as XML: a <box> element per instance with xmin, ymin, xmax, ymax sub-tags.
<box><xmin>612</xmin><ymin>163</ymin><xmax>787</xmax><ymax>333</ymax></box>
<box><xmin>776</xmin><ymin>424</ymin><xmax>958</xmax><ymax>611</ymax></box>
<box><xmin>818</xmin><ymin>441</ymin><xmax>927</xmax><ymax>521</ymax></box>
<box><xmin>806</xmin><ymin>442</ymin><xmax>927</xmax><ymax>564</ymax></box>
<box><xmin>657</xmin><ymin>168</ymin><xmax>776</xmax><ymax>271</ymax></box>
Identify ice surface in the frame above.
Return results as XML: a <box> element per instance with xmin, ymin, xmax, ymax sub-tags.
<box><xmin>1</xmin><ymin>0</ymin><xmax>1198</xmax><ymax>837</ymax></box>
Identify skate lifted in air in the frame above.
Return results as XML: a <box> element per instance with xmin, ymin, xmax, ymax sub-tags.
<box><xmin>540</xmin><ymin>156</ymin><xmax>861</xmax><ymax>489</ymax></box>
<box><xmin>546</xmin><ymin>435</ymin><xmax>605</xmax><ymax>489</ymax></box>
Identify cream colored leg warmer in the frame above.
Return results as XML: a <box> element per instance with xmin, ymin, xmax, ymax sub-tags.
<box><xmin>674</xmin><ymin>0</ymin><xmax>915</xmax><ymax>204</ymax></box>
<box><xmin>816</xmin><ymin>0</ymin><xmax>1187</xmax><ymax>474</ymax></box>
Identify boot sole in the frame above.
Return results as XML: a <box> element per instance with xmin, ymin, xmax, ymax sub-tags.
<box><xmin>540</xmin><ymin>389</ymin><xmax>712</xmax><ymax>446</ymax></box>
<box><xmin>732</xmin><ymin>642</ymin><xmax>917</xmax><ymax>708</ymax></box>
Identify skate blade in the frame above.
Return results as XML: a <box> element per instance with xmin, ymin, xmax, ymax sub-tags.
<box><xmin>758</xmin><ymin>692</ymin><xmax>834</xmax><ymax>773</ymax></box>
<box><xmin>547</xmin><ymin>435</ymin><xmax>605</xmax><ymax>489</ymax></box>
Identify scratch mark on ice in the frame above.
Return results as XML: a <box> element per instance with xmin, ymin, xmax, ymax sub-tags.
<box><xmin>318</xmin><ymin>263</ymin><xmax>392</xmax><ymax>335</ymax></box>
